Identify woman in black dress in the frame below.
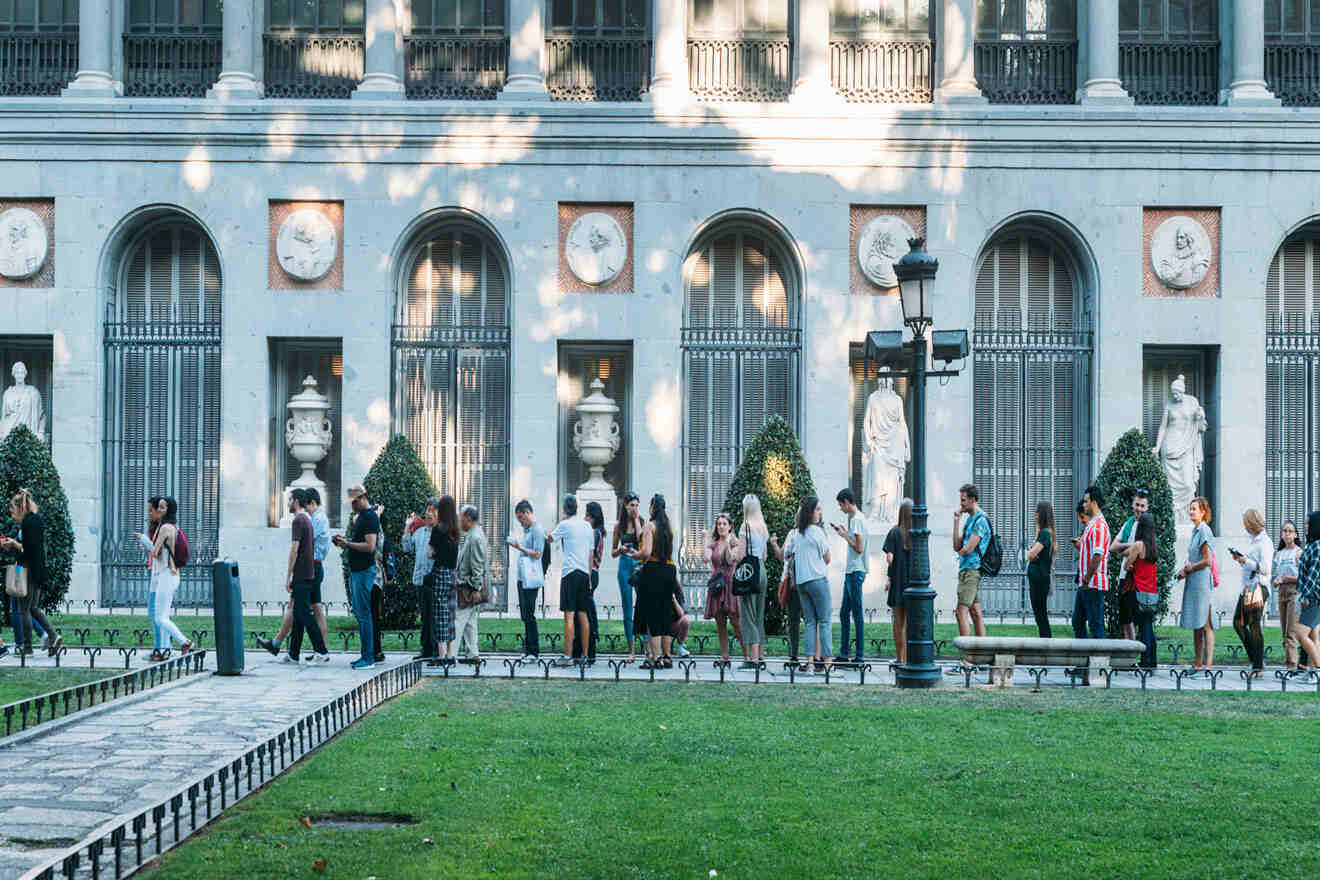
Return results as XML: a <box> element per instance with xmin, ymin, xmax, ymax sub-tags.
<box><xmin>1024</xmin><ymin>502</ymin><xmax>1055</xmax><ymax>638</ymax></box>
<box><xmin>0</xmin><ymin>488</ymin><xmax>60</xmax><ymax>657</ymax></box>
<box><xmin>882</xmin><ymin>499</ymin><xmax>912</xmax><ymax>665</ymax></box>
<box><xmin>625</xmin><ymin>494</ymin><xmax>678</xmax><ymax>669</ymax></box>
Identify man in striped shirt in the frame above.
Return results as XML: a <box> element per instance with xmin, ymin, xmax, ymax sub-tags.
<box><xmin>1073</xmin><ymin>485</ymin><xmax>1110</xmax><ymax>642</ymax></box>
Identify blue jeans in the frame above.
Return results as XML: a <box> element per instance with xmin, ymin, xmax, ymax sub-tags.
<box><xmin>839</xmin><ymin>571</ymin><xmax>865</xmax><ymax>658</ymax></box>
<box><xmin>1137</xmin><ymin>610</ymin><xmax>1157</xmax><ymax>668</ymax></box>
<box><xmin>349</xmin><ymin>566</ymin><xmax>376</xmax><ymax>662</ymax></box>
<box><xmin>10</xmin><ymin>594</ymin><xmax>44</xmax><ymax>645</ymax></box>
<box><xmin>617</xmin><ymin>555</ymin><xmax>636</xmax><ymax>646</ymax></box>
<box><xmin>1072</xmin><ymin>588</ymin><xmax>1104</xmax><ymax>640</ymax></box>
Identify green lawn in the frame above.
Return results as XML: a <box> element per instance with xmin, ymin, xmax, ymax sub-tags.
<box><xmin>0</xmin><ymin>667</ymin><xmax>118</xmax><ymax>707</ymax></box>
<box><xmin>26</xmin><ymin>611</ymin><xmax>1298</xmax><ymax>667</ymax></box>
<box><xmin>142</xmin><ymin>680</ymin><xmax>1320</xmax><ymax>880</ymax></box>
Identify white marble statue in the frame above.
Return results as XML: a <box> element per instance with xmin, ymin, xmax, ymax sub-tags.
<box><xmin>1151</xmin><ymin>374</ymin><xmax>1206</xmax><ymax>523</ymax></box>
<box><xmin>0</xmin><ymin>362</ymin><xmax>45</xmax><ymax>444</ymax></box>
<box><xmin>862</xmin><ymin>378</ymin><xmax>909</xmax><ymax>525</ymax></box>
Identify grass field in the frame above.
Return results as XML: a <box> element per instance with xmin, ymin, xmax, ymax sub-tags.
<box><xmin>141</xmin><ymin>679</ymin><xmax>1320</xmax><ymax>880</ymax></box>
<box><xmin>0</xmin><ymin>666</ymin><xmax>118</xmax><ymax>707</ymax></box>
<box><xmin>14</xmin><ymin>611</ymin><xmax>1300</xmax><ymax>667</ymax></box>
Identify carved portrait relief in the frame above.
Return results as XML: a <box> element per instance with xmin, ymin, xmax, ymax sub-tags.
<box><xmin>564</xmin><ymin>212</ymin><xmax>627</xmax><ymax>286</ymax></box>
<box><xmin>1151</xmin><ymin>216</ymin><xmax>1212</xmax><ymax>290</ymax></box>
<box><xmin>0</xmin><ymin>208</ymin><xmax>49</xmax><ymax>281</ymax></box>
<box><xmin>276</xmin><ymin>208</ymin><xmax>337</xmax><ymax>282</ymax></box>
<box><xmin>856</xmin><ymin>215</ymin><xmax>915</xmax><ymax>289</ymax></box>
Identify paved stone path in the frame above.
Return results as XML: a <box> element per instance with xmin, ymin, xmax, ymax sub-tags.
<box><xmin>0</xmin><ymin>651</ymin><xmax>413</xmax><ymax>878</ymax></box>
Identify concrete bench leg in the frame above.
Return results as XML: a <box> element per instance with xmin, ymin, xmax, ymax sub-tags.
<box><xmin>992</xmin><ymin>653</ymin><xmax>1015</xmax><ymax>687</ymax></box>
<box><xmin>1088</xmin><ymin>654</ymin><xmax>1111</xmax><ymax>685</ymax></box>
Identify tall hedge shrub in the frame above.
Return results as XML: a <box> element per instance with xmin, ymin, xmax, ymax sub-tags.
<box><xmin>0</xmin><ymin>425</ymin><xmax>74</xmax><ymax>615</ymax></box>
<box><xmin>721</xmin><ymin>415</ymin><xmax>817</xmax><ymax>636</ymax></box>
<box><xmin>1093</xmin><ymin>428</ymin><xmax>1177</xmax><ymax>635</ymax></box>
<box><xmin>342</xmin><ymin>435</ymin><xmax>439</xmax><ymax>630</ymax></box>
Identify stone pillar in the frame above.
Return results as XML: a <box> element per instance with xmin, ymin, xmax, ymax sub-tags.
<box><xmin>1225</xmin><ymin>0</ymin><xmax>1281</xmax><ymax>106</ymax></box>
<box><xmin>1077</xmin><ymin>0</ymin><xmax>1132</xmax><ymax>105</ymax></box>
<box><xmin>208</xmin><ymin>0</ymin><xmax>262</xmax><ymax>100</ymax></box>
<box><xmin>62</xmin><ymin>0</ymin><xmax>115</xmax><ymax>97</ymax></box>
<box><xmin>791</xmin><ymin>0</ymin><xmax>834</xmax><ymax>103</ymax></box>
<box><xmin>647</xmin><ymin>0</ymin><xmax>689</xmax><ymax>104</ymax></box>
<box><xmin>933</xmin><ymin>0</ymin><xmax>985</xmax><ymax>103</ymax></box>
<box><xmin>352</xmin><ymin>0</ymin><xmax>406</xmax><ymax>99</ymax></box>
<box><xmin>499</xmin><ymin>0</ymin><xmax>550</xmax><ymax>100</ymax></box>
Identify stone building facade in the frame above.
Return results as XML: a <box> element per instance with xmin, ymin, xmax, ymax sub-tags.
<box><xmin>1</xmin><ymin>0</ymin><xmax>1318</xmax><ymax>620</ymax></box>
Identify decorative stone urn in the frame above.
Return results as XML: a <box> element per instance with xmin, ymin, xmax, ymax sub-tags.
<box><xmin>572</xmin><ymin>379</ymin><xmax>621</xmax><ymax>528</ymax></box>
<box><xmin>281</xmin><ymin>375</ymin><xmax>333</xmax><ymax>524</ymax></box>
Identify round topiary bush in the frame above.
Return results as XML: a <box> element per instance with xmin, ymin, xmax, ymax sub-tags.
<box><xmin>0</xmin><ymin>425</ymin><xmax>74</xmax><ymax>618</ymax></box>
<box><xmin>342</xmin><ymin>434</ymin><xmax>439</xmax><ymax>631</ymax></box>
<box><xmin>1093</xmin><ymin>427</ymin><xmax>1177</xmax><ymax>635</ymax></box>
<box><xmin>721</xmin><ymin>414</ymin><xmax>817</xmax><ymax>636</ymax></box>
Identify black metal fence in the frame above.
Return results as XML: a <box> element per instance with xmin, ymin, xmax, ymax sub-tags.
<box><xmin>545</xmin><ymin>36</ymin><xmax>651</xmax><ymax>100</ymax></box>
<box><xmin>1119</xmin><ymin>40</ymin><xmax>1219</xmax><ymax>105</ymax></box>
<box><xmin>404</xmin><ymin>35</ymin><xmax>506</xmax><ymax>99</ymax></box>
<box><xmin>0</xmin><ymin>32</ymin><xmax>77</xmax><ymax>95</ymax></box>
<box><xmin>263</xmin><ymin>33</ymin><xmax>364</xmax><ymax>98</ymax></box>
<box><xmin>974</xmin><ymin>39</ymin><xmax>1077</xmax><ymax>104</ymax></box>
<box><xmin>123</xmin><ymin>34</ymin><xmax>222</xmax><ymax>97</ymax></box>
<box><xmin>829</xmin><ymin>38</ymin><xmax>932</xmax><ymax>103</ymax></box>
<box><xmin>25</xmin><ymin>661</ymin><xmax>422</xmax><ymax>880</ymax></box>
<box><xmin>688</xmin><ymin>38</ymin><xmax>792</xmax><ymax>101</ymax></box>
<box><xmin>1265</xmin><ymin>44</ymin><xmax>1320</xmax><ymax>107</ymax></box>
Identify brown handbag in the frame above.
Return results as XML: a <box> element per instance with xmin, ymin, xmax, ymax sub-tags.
<box><xmin>456</xmin><ymin>579</ymin><xmax>490</xmax><ymax>609</ymax></box>
<box><xmin>5</xmin><ymin>563</ymin><xmax>27</xmax><ymax>599</ymax></box>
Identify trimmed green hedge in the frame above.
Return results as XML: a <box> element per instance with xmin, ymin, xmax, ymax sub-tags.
<box><xmin>0</xmin><ymin>425</ymin><xmax>74</xmax><ymax>616</ymax></box>
<box><xmin>721</xmin><ymin>415</ymin><xmax>817</xmax><ymax>636</ymax></box>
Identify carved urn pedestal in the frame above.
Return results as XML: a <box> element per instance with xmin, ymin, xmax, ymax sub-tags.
<box><xmin>572</xmin><ymin>378</ymin><xmax>621</xmax><ymax>531</ymax></box>
<box><xmin>280</xmin><ymin>375</ymin><xmax>333</xmax><ymax>526</ymax></box>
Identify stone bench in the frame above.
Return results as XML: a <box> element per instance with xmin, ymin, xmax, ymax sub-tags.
<box><xmin>953</xmin><ymin>636</ymin><xmax>1146</xmax><ymax>686</ymax></box>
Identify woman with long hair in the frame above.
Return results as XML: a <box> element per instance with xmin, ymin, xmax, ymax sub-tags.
<box><xmin>1290</xmin><ymin>512</ymin><xmax>1320</xmax><ymax>672</ymax></box>
<box><xmin>1178</xmin><ymin>497</ymin><xmax>1216</xmax><ymax>671</ymax></box>
<box><xmin>612</xmin><ymin>492</ymin><xmax>644</xmax><ymax>660</ymax></box>
<box><xmin>782</xmin><ymin>495</ymin><xmax>832</xmax><ymax>675</ymax></box>
<box><xmin>1230</xmin><ymin>508</ymin><xmax>1272</xmax><ymax>678</ymax></box>
<box><xmin>626</xmin><ymin>494</ymin><xmax>678</xmax><ymax>669</ymax></box>
<box><xmin>883</xmin><ymin>499</ymin><xmax>913</xmax><ymax>663</ymax></box>
<box><xmin>1275</xmin><ymin>519</ymin><xmax>1305</xmax><ymax>673</ymax></box>
<box><xmin>427</xmin><ymin>495</ymin><xmax>460</xmax><ymax>667</ymax></box>
<box><xmin>0</xmin><ymin>488</ymin><xmax>61</xmax><ymax>657</ymax></box>
<box><xmin>130</xmin><ymin>495</ymin><xmax>190</xmax><ymax>661</ymax></box>
<box><xmin>1024</xmin><ymin>502</ymin><xmax>1056</xmax><ymax>638</ymax></box>
<box><xmin>704</xmin><ymin>512</ymin><xmax>744</xmax><ymax>663</ymax></box>
<box><xmin>731</xmin><ymin>494</ymin><xmax>769</xmax><ymax>670</ymax></box>
<box><xmin>1124</xmin><ymin>513</ymin><xmax>1159</xmax><ymax>669</ymax></box>
<box><xmin>579</xmin><ymin>500</ymin><xmax>605</xmax><ymax>665</ymax></box>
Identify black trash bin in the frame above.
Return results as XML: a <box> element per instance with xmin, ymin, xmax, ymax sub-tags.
<box><xmin>211</xmin><ymin>558</ymin><xmax>245</xmax><ymax>675</ymax></box>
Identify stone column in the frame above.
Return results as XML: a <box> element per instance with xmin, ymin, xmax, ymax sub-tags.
<box><xmin>791</xmin><ymin>0</ymin><xmax>834</xmax><ymax>103</ymax></box>
<box><xmin>1077</xmin><ymin>0</ymin><xmax>1132</xmax><ymax>104</ymax></box>
<box><xmin>1225</xmin><ymin>0</ymin><xmax>1280</xmax><ymax>106</ymax></box>
<box><xmin>934</xmin><ymin>0</ymin><xmax>985</xmax><ymax>103</ymax></box>
<box><xmin>499</xmin><ymin>0</ymin><xmax>550</xmax><ymax>100</ymax></box>
<box><xmin>62</xmin><ymin>0</ymin><xmax>115</xmax><ymax>97</ymax></box>
<box><xmin>647</xmin><ymin>0</ymin><xmax>689</xmax><ymax>104</ymax></box>
<box><xmin>208</xmin><ymin>0</ymin><xmax>262</xmax><ymax>100</ymax></box>
<box><xmin>352</xmin><ymin>0</ymin><xmax>406</xmax><ymax>99</ymax></box>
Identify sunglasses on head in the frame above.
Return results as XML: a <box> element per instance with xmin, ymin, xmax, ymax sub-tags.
<box><xmin>623</xmin><ymin>492</ymin><xmax>639</xmax><ymax>503</ymax></box>
<box><xmin>1134</xmin><ymin>489</ymin><xmax>1150</xmax><ymax>499</ymax></box>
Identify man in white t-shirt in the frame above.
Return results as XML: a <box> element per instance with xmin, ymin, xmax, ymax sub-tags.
<box><xmin>832</xmin><ymin>488</ymin><xmax>868</xmax><ymax>664</ymax></box>
<box><xmin>548</xmin><ymin>494</ymin><xmax>594</xmax><ymax>668</ymax></box>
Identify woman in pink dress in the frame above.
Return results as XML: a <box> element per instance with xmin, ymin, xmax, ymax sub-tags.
<box><xmin>705</xmin><ymin>513</ymin><xmax>745</xmax><ymax>663</ymax></box>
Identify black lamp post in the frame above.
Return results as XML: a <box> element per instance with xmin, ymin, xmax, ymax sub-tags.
<box><xmin>886</xmin><ymin>238</ymin><xmax>965</xmax><ymax>689</ymax></box>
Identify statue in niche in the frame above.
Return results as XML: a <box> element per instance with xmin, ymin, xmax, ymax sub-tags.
<box><xmin>862</xmin><ymin>378</ymin><xmax>909</xmax><ymax>525</ymax></box>
<box><xmin>1151</xmin><ymin>374</ymin><xmax>1206</xmax><ymax>523</ymax></box>
<box><xmin>0</xmin><ymin>361</ymin><xmax>45</xmax><ymax>444</ymax></box>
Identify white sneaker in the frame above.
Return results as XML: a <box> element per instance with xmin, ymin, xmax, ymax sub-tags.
<box><xmin>302</xmin><ymin>653</ymin><xmax>316</xmax><ymax>665</ymax></box>
<box><xmin>316</xmin><ymin>653</ymin><xmax>332</xmax><ymax>664</ymax></box>
<box><xmin>519</xmin><ymin>653</ymin><xmax>537</xmax><ymax>665</ymax></box>
<box><xmin>281</xmin><ymin>655</ymin><xmax>296</xmax><ymax>664</ymax></box>
<box><xmin>676</xmin><ymin>645</ymin><xmax>691</xmax><ymax>658</ymax></box>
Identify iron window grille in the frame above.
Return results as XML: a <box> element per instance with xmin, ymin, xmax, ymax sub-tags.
<box><xmin>828</xmin><ymin>0</ymin><xmax>932</xmax><ymax>102</ymax></box>
<box><xmin>264</xmin><ymin>0</ymin><xmax>365</xmax><ymax>98</ymax></box>
<box><xmin>1265</xmin><ymin>0</ymin><xmax>1320</xmax><ymax>105</ymax></box>
<box><xmin>974</xmin><ymin>0</ymin><xmax>1076</xmax><ymax>104</ymax></box>
<box><xmin>1119</xmin><ymin>0</ymin><xmax>1219</xmax><ymax>104</ymax></box>
<box><xmin>544</xmin><ymin>0</ymin><xmax>650</xmax><ymax>100</ymax></box>
<box><xmin>0</xmin><ymin>0</ymin><xmax>78</xmax><ymax>95</ymax></box>
<box><xmin>406</xmin><ymin>0</ymin><xmax>506</xmax><ymax>99</ymax></box>
<box><xmin>124</xmin><ymin>0</ymin><xmax>222</xmax><ymax>96</ymax></box>
<box><xmin>688</xmin><ymin>0</ymin><xmax>792</xmax><ymax>101</ymax></box>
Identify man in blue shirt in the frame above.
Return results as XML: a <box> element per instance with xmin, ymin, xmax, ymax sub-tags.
<box><xmin>258</xmin><ymin>487</ymin><xmax>332</xmax><ymax>660</ymax></box>
<box><xmin>507</xmin><ymin>499</ymin><xmax>545</xmax><ymax>664</ymax></box>
<box><xmin>952</xmin><ymin>483</ymin><xmax>989</xmax><ymax>639</ymax></box>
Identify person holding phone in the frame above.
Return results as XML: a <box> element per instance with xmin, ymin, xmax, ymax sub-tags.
<box><xmin>0</xmin><ymin>488</ymin><xmax>60</xmax><ymax>658</ymax></box>
<box><xmin>1229</xmin><ymin>509</ymin><xmax>1271</xmax><ymax>678</ymax></box>
<box><xmin>508</xmin><ymin>499</ymin><xmax>544</xmax><ymax>664</ymax></box>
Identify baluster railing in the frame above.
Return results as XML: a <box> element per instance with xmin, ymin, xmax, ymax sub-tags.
<box><xmin>829</xmin><ymin>38</ymin><xmax>932</xmax><ymax>103</ymax></box>
<box><xmin>0</xmin><ymin>32</ymin><xmax>79</xmax><ymax>96</ymax></box>
<box><xmin>1265</xmin><ymin>44</ymin><xmax>1320</xmax><ymax>107</ymax></box>
<box><xmin>545</xmin><ymin>36</ymin><xmax>651</xmax><ymax>101</ymax></box>
<box><xmin>263</xmin><ymin>33</ymin><xmax>365</xmax><ymax>98</ymax></box>
<box><xmin>1118</xmin><ymin>40</ymin><xmax>1219</xmax><ymax>105</ymax></box>
<box><xmin>687</xmin><ymin>38</ymin><xmax>792</xmax><ymax>101</ymax></box>
<box><xmin>404</xmin><ymin>36</ymin><xmax>506</xmax><ymax>99</ymax></box>
<box><xmin>124</xmin><ymin>34</ymin><xmax>223</xmax><ymax>97</ymax></box>
<box><xmin>973</xmin><ymin>39</ymin><xmax>1077</xmax><ymax>104</ymax></box>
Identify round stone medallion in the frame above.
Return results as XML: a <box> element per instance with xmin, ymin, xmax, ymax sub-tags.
<box><xmin>276</xmin><ymin>208</ymin><xmax>337</xmax><ymax>282</ymax></box>
<box><xmin>1150</xmin><ymin>216</ymin><xmax>1212</xmax><ymax>290</ymax></box>
<box><xmin>565</xmin><ymin>212</ymin><xmax>627</xmax><ymax>286</ymax></box>
<box><xmin>857</xmin><ymin>215</ymin><xmax>915</xmax><ymax>289</ymax></box>
<box><xmin>0</xmin><ymin>207</ymin><xmax>48</xmax><ymax>281</ymax></box>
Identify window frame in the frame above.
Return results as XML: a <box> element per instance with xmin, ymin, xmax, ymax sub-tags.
<box><xmin>830</xmin><ymin>0</ymin><xmax>931</xmax><ymax>40</ymax></box>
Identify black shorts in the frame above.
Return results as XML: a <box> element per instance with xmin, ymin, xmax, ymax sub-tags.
<box><xmin>310</xmin><ymin>561</ymin><xmax>324</xmax><ymax>606</ymax></box>
<box><xmin>1118</xmin><ymin>587</ymin><xmax>1138</xmax><ymax>625</ymax></box>
<box><xmin>559</xmin><ymin>570</ymin><xmax>591</xmax><ymax>613</ymax></box>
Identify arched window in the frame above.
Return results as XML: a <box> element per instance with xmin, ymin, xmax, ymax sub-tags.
<box><xmin>680</xmin><ymin>224</ymin><xmax>799</xmax><ymax>584</ymax></box>
<box><xmin>102</xmin><ymin>220</ymin><xmax>222</xmax><ymax>605</ymax></box>
<box><xmin>972</xmin><ymin>228</ymin><xmax>1092</xmax><ymax>615</ymax></box>
<box><xmin>393</xmin><ymin>223</ymin><xmax>510</xmax><ymax>599</ymax></box>
<box><xmin>1265</xmin><ymin>225</ymin><xmax>1320</xmax><ymax>535</ymax></box>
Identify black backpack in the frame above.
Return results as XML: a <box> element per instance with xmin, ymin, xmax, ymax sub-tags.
<box><xmin>541</xmin><ymin>535</ymin><xmax>552</xmax><ymax>577</ymax></box>
<box><xmin>975</xmin><ymin>512</ymin><xmax>1004</xmax><ymax>577</ymax></box>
